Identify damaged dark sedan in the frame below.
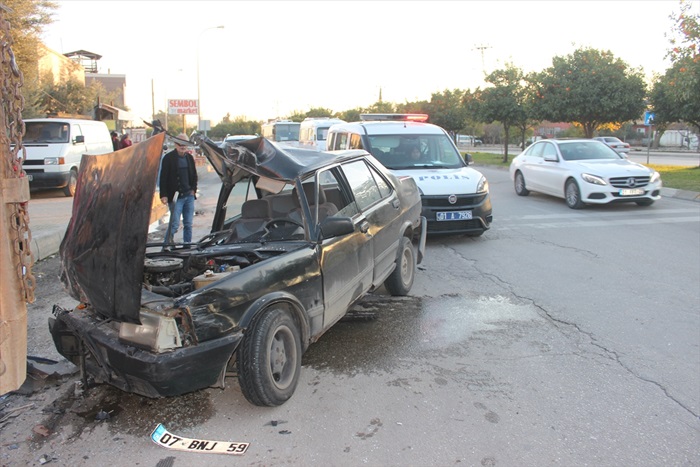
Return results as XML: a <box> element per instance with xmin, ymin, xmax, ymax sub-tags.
<box><xmin>49</xmin><ymin>132</ymin><xmax>426</xmax><ymax>406</ymax></box>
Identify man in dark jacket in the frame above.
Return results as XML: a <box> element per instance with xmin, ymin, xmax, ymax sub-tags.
<box><xmin>159</xmin><ymin>133</ymin><xmax>198</xmax><ymax>245</ymax></box>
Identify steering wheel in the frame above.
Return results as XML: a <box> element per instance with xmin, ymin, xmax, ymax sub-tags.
<box><xmin>263</xmin><ymin>218</ymin><xmax>303</xmax><ymax>232</ymax></box>
<box><xmin>197</xmin><ymin>229</ymin><xmax>233</xmax><ymax>248</ymax></box>
<box><xmin>260</xmin><ymin>218</ymin><xmax>304</xmax><ymax>241</ymax></box>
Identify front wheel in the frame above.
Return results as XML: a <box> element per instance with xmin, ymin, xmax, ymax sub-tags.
<box><xmin>63</xmin><ymin>169</ymin><xmax>78</xmax><ymax>197</ymax></box>
<box><xmin>384</xmin><ymin>237</ymin><xmax>415</xmax><ymax>296</ymax></box>
<box><xmin>237</xmin><ymin>306</ymin><xmax>301</xmax><ymax>407</ymax></box>
<box><xmin>565</xmin><ymin>179</ymin><xmax>585</xmax><ymax>209</ymax></box>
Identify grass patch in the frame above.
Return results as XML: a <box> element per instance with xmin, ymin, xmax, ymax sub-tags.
<box><xmin>464</xmin><ymin>152</ymin><xmax>700</xmax><ymax>192</ymax></box>
<box><xmin>648</xmin><ymin>165</ymin><xmax>700</xmax><ymax>192</ymax></box>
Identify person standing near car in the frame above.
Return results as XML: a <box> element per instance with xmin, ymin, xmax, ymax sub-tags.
<box><xmin>119</xmin><ymin>133</ymin><xmax>132</xmax><ymax>149</ymax></box>
<box><xmin>159</xmin><ymin>134</ymin><xmax>198</xmax><ymax>246</ymax></box>
<box><xmin>111</xmin><ymin>131</ymin><xmax>120</xmax><ymax>151</ymax></box>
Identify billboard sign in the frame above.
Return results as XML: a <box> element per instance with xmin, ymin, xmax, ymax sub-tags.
<box><xmin>168</xmin><ymin>99</ymin><xmax>198</xmax><ymax>115</ymax></box>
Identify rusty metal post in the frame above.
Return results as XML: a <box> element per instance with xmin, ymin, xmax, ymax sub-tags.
<box><xmin>0</xmin><ymin>6</ymin><xmax>34</xmax><ymax>395</ymax></box>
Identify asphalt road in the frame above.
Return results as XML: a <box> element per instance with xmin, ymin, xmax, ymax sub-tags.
<box><xmin>3</xmin><ymin>165</ymin><xmax>699</xmax><ymax>466</ymax></box>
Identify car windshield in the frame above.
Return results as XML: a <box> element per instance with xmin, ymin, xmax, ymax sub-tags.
<box><xmin>24</xmin><ymin>122</ymin><xmax>70</xmax><ymax>143</ymax></box>
<box><xmin>367</xmin><ymin>134</ymin><xmax>464</xmax><ymax>169</ymax></box>
<box><xmin>558</xmin><ymin>141</ymin><xmax>623</xmax><ymax>161</ymax></box>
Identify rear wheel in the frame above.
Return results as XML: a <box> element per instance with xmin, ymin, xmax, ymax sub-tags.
<box><xmin>237</xmin><ymin>306</ymin><xmax>301</xmax><ymax>407</ymax></box>
<box><xmin>514</xmin><ymin>171</ymin><xmax>530</xmax><ymax>196</ymax></box>
<box><xmin>565</xmin><ymin>179</ymin><xmax>585</xmax><ymax>209</ymax></box>
<box><xmin>384</xmin><ymin>237</ymin><xmax>415</xmax><ymax>296</ymax></box>
<box><xmin>63</xmin><ymin>169</ymin><xmax>78</xmax><ymax>197</ymax></box>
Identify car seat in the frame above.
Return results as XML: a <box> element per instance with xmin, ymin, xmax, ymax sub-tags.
<box><xmin>230</xmin><ymin>198</ymin><xmax>271</xmax><ymax>240</ymax></box>
<box><xmin>289</xmin><ymin>183</ymin><xmax>338</xmax><ymax>224</ymax></box>
<box><xmin>268</xmin><ymin>193</ymin><xmax>296</xmax><ymax>218</ymax></box>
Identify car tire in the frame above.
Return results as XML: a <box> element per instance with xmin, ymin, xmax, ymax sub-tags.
<box><xmin>514</xmin><ymin>171</ymin><xmax>530</xmax><ymax>196</ymax></box>
<box><xmin>565</xmin><ymin>179</ymin><xmax>585</xmax><ymax>209</ymax></box>
<box><xmin>636</xmin><ymin>200</ymin><xmax>654</xmax><ymax>207</ymax></box>
<box><xmin>63</xmin><ymin>169</ymin><xmax>78</xmax><ymax>197</ymax></box>
<box><xmin>384</xmin><ymin>237</ymin><xmax>415</xmax><ymax>296</ymax></box>
<box><xmin>237</xmin><ymin>306</ymin><xmax>301</xmax><ymax>407</ymax></box>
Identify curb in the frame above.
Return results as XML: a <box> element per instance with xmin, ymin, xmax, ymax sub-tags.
<box><xmin>659</xmin><ymin>187</ymin><xmax>700</xmax><ymax>202</ymax></box>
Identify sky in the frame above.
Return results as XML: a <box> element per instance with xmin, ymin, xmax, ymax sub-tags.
<box><xmin>40</xmin><ymin>0</ymin><xmax>688</xmax><ymax>126</ymax></box>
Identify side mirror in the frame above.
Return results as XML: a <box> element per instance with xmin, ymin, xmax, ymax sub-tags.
<box><xmin>319</xmin><ymin>216</ymin><xmax>354</xmax><ymax>239</ymax></box>
<box><xmin>543</xmin><ymin>154</ymin><xmax>558</xmax><ymax>162</ymax></box>
<box><xmin>74</xmin><ymin>135</ymin><xmax>85</xmax><ymax>144</ymax></box>
<box><xmin>464</xmin><ymin>153</ymin><xmax>473</xmax><ymax>165</ymax></box>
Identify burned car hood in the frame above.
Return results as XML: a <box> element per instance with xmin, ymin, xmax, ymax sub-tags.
<box><xmin>196</xmin><ymin>134</ymin><xmax>345</xmax><ymax>183</ymax></box>
<box><xmin>59</xmin><ymin>133</ymin><xmax>165</xmax><ymax>323</ymax></box>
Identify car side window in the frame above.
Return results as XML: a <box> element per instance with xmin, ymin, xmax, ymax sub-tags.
<box><xmin>318</xmin><ymin>168</ymin><xmax>359</xmax><ymax>218</ymax></box>
<box><xmin>342</xmin><ymin>160</ymin><xmax>386</xmax><ymax>211</ymax></box>
<box><xmin>349</xmin><ymin>133</ymin><xmax>363</xmax><ymax>150</ymax></box>
<box><xmin>528</xmin><ymin>142</ymin><xmax>545</xmax><ymax>158</ymax></box>
<box><xmin>542</xmin><ymin>142</ymin><xmax>557</xmax><ymax>159</ymax></box>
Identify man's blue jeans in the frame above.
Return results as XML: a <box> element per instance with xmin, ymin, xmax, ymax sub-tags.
<box><xmin>165</xmin><ymin>193</ymin><xmax>195</xmax><ymax>244</ymax></box>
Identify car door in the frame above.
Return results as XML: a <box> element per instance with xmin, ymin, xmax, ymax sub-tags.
<box><xmin>316</xmin><ymin>166</ymin><xmax>373</xmax><ymax>329</ymax></box>
<box><xmin>536</xmin><ymin>141</ymin><xmax>568</xmax><ymax>196</ymax></box>
<box><xmin>340</xmin><ymin>159</ymin><xmax>401</xmax><ymax>288</ymax></box>
<box><xmin>519</xmin><ymin>142</ymin><xmax>545</xmax><ymax>191</ymax></box>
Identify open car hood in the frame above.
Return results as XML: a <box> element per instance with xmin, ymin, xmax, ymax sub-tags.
<box><xmin>59</xmin><ymin>133</ymin><xmax>165</xmax><ymax>323</ymax></box>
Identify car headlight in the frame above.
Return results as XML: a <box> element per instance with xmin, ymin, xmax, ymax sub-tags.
<box><xmin>581</xmin><ymin>173</ymin><xmax>607</xmax><ymax>186</ymax></box>
<box><xmin>44</xmin><ymin>157</ymin><xmax>64</xmax><ymax>165</ymax></box>
<box><xmin>650</xmin><ymin>171</ymin><xmax>661</xmax><ymax>183</ymax></box>
<box><xmin>119</xmin><ymin>309</ymin><xmax>183</xmax><ymax>352</ymax></box>
<box><xmin>476</xmin><ymin>175</ymin><xmax>489</xmax><ymax>193</ymax></box>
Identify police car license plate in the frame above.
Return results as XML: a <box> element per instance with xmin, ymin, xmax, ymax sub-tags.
<box><xmin>436</xmin><ymin>211</ymin><xmax>472</xmax><ymax>221</ymax></box>
<box><xmin>619</xmin><ymin>188</ymin><xmax>644</xmax><ymax>196</ymax></box>
<box><xmin>150</xmin><ymin>423</ymin><xmax>249</xmax><ymax>455</ymax></box>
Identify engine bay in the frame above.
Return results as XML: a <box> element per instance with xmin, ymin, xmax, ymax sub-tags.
<box><xmin>142</xmin><ymin>246</ymin><xmax>269</xmax><ymax>297</ymax></box>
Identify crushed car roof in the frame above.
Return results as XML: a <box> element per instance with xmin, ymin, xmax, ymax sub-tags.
<box><xmin>197</xmin><ymin>135</ymin><xmax>362</xmax><ymax>182</ymax></box>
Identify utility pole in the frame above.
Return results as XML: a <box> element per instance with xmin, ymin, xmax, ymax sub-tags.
<box><xmin>472</xmin><ymin>43</ymin><xmax>492</xmax><ymax>78</ymax></box>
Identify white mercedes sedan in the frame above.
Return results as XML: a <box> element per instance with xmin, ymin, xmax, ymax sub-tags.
<box><xmin>509</xmin><ymin>139</ymin><xmax>662</xmax><ymax>209</ymax></box>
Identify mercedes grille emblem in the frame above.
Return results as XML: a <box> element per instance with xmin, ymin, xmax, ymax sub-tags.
<box><xmin>626</xmin><ymin>178</ymin><xmax>637</xmax><ymax>187</ymax></box>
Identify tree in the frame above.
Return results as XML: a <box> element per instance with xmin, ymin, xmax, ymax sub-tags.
<box><xmin>661</xmin><ymin>0</ymin><xmax>700</xmax><ymax>130</ymax></box>
<box><xmin>304</xmin><ymin>107</ymin><xmax>334</xmax><ymax>118</ymax></box>
<box><xmin>3</xmin><ymin>0</ymin><xmax>56</xmax><ymax>85</ymax></box>
<box><xmin>25</xmin><ymin>73</ymin><xmax>116</xmax><ymax>118</ymax></box>
<box><xmin>532</xmin><ymin>47</ymin><xmax>646</xmax><ymax>138</ymax></box>
<box><xmin>337</xmin><ymin>108</ymin><xmax>362</xmax><ymax>122</ymax></box>
<box><xmin>471</xmin><ymin>64</ymin><xmax>529</xmax><ymax>162</ymax></box>
<box><xmin>425</xmin><ymin>89</ymin><xmax>468</xmax><ymax>139</ymax></box>
<box><xmin>209</xmin><ymin>116</ymin><xmax>261</xmax><ymax>140</ymax></box>
<box><xmin>3</xmin><ymin>0</ymin><xmax>57</xmax><ymax>117</ymax></box>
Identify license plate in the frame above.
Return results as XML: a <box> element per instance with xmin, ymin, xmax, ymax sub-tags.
<box><xmin>436</xmin><ymin>210</ymin><xmax>473</xmax><ymax>221</ymax></box>
<box><xmin>150</xmin><ymin>423</ymin><xmax>249</xmax><ymax>455</ymax></box>
<box><xmin>619</xmin><ymin>188</ymin><xmax>644</xmax><ymax>196</ymax></box>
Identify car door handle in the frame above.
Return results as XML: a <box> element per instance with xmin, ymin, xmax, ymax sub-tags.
<box><xmin>360</xmin><ymin>221</ymin><xmax>370</xmax><ymax>233</ymax></box>
<box><xmin>392</xmin><ymin>199</ymin><xmax>400</xmax><ymax>209</ymax></box>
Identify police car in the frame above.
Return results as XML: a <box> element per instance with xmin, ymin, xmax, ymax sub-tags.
<box><xmin>327</xmin><ymin>114</ymin><xmax>492</xmax><ymax>236</ymax></box>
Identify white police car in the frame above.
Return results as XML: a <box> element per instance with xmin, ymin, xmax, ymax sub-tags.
<box><xmin>327</xmin><ymin>114</ymin><xmax>492</xmax><ymax>236</ymax></box>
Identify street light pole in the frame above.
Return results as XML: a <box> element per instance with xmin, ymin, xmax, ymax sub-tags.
<box><xmin>197</xmin><ymin>25</ymin><xmax>224</xmax><ymax>134</ymax></box>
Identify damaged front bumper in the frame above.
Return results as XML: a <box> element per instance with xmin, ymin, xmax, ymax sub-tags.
<box><xmin>49</xmin><ymin>305</ymin><xmax>243</xmax><ymax>398</ymax></box>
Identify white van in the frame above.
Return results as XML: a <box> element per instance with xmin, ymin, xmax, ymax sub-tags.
<box><xmin>22</xmin><ymin>118</ymin><xmax>114</xmax><ymax>196</ymax></box>
<box><xmin>298</xmin><ymin>117</ymin><xmax>346</xmax><ymax>151</ymax></box>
